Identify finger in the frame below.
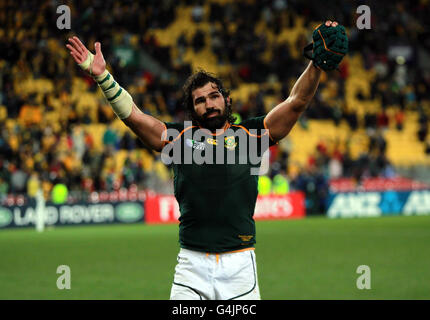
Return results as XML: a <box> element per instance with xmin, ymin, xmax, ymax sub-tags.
<box><xmin>332</xmin><ymin>21</ymin><xmax>338</xmax><ymax>27</ymax></box>
<box><xmin>70</xmin><ymin>51</ymin><xmax>78</xmax><ymax>63</ymax></box>
<box><xmin>73</xmin><ymin>36</ymin><xmax>89</xmax><ymax>54</ymax></box>
<box><xmin>70</xmin><ymin>51</ymin><xmax>83</xmax><ymax>64</ymax></box>
<box><xmin>94</xmin><ymin>42</ymin><xmax>102</xmax><ymax>56</ymax></box>
<box><xmin>66</xmin><ymin>44</ymin><xmax>82</xmax><ymax>59</ymax></box>
<box><xmin>68</xmin><ymin>37</ymin><xmax>83</xmax><ymax>55</ymax></box>
<box><xmin>325</xmin><ymin>20</ymin><xmax>332</xmax><ymax>26</ymax></box>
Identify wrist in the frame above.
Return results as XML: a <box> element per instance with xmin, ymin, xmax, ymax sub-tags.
<box><xmin>93</xmin><ymin>69</ymin><xmax>109</xmax><ymax>82</ymax></box>
<box><xmin>311</xmin><ymin>61</ymin><xmax>322</xmax><ymax>71</ymax></box>
<box><xmin>78</xmin><ymin>51</ymin><xmax>94</xmax><ymax>72</ymax></box>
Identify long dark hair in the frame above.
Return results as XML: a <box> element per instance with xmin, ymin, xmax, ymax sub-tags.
<box><xmin>182</xmin><ymin>70</ymin><xmax>236</xmax><ymax>125</ymax></box>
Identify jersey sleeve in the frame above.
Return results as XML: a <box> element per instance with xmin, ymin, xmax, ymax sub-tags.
<box><xmin>238</xmin><ymin>115</ymin><xmax>278</xmax><ymax>147</ymax></box>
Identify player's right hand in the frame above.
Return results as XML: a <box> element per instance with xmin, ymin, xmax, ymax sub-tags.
<box><xmin>66</xmin><ymin>36</ymin><xmax>106</xmax><ymax>77</ymax></box>
<box><xmin>310</xmin><ymin>20</ymin><xmax>348</xmax><ymax>71</ymax></box>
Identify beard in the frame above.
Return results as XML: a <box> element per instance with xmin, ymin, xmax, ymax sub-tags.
<box><xmin>193</xmin><ymin>108</ymin><xmax>228</xmax><ymax>131</ymax></box>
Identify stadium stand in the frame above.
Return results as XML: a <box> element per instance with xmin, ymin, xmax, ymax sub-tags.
<box><xmin>1</xmin><ymin>0</ymin><xmax>430</xmax><ymax>214</ymax></box>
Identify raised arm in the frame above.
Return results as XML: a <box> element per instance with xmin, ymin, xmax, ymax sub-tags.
<box><xmin>265</xmin><ymin>60</ymin><xmax>321</xmax><ymax>142</ymax></box>
<box><xmin>66</xmin><ymin>36</ymin><xmax>166</xmax><ymax>152</ymax></box>
<box><xmin>265</xmin><ymin>20</ymin><xmax>344</xmax><ymax>142</ymax></box>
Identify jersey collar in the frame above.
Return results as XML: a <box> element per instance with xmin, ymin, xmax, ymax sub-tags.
<box><xmin>198</xmin><ymin>122</ymin><xmax>231</xmax><ymax>136</ymax></box>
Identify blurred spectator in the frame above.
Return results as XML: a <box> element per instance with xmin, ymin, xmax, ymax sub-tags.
<box><xmin>369</xmin><ymin>130</ymin><xmax>387</xmax><ymax>154</ymax></box>
<box><xmin>291</xmin><ymin>164</ymin><xmax>328</xmax><ymax>215</ymax></box>
<box><xmin>26</xmin><ymin>172</ymin><xmax>40</xmax><ymax>199</ymax></box>
<box><xmin>120</xmin><ymin>131</ymin><xmax>137</xmax><ymax>150</ymax></box>
<box><xmin>425</xmin><ymin>139</ymin><xmax>430</xmax><ymax>156</ymax></box>
<box><xmin>0</xmin><ymin>177</ymin><xmax>8</xmax><ymax>200</ymax></box>
<box><xmin>364</xmin><ymin>112</ymin><xmax>378</xmax><ymax>133</ymax></box>
<box><xmin>394</xmin><ymin>107</ymin><xmax>405</xmax><ymax>131</ymax></box>
<box><xmin>10</xmin><ymin>166</ymin><xmax>27</xmax><ymax>193</ymax></box>
<box><xmin>377</xmin><ymin>109</ymin><xmax>389</xmax><ymax>131</ymax></box>
<box><xmin>328</xmin><ymin>149</ymin><xmax>343</xmax><ymax>179</ymax></box>
<box><xmin>19</xmin><ymin>103</ymin><xmax>42</xmax><ymax>127</ymax></box>
<box><xmin>258</xmin><ymin>175</ymin><xmax>272</xmax><ymax>195</ymax></box>
<box><xmin>418</xmin><ymin>122</ymin><xmax>428</xmax><ymax>142</ymax></box>
<box><xmin>272</xmin><ymin>173</ymin><xmax>289</xmax><ymax>195</ymax></box>
<box><xmin>191</xmin><ymin>1</ymin><xmax>204</xmax><ymax>23</ymax></box>
<box><xmin>51</xmin><ymin>181</ymin><xmax>69</xmax><ymax>204</ymax></box>
<box><xmin>192</xmin><ymin>29</ymin><xmax>205</xmax><ymax>52</ymax></box>
<box><xmin>103</xmin><ymin>125</ymin><xmax>119</xmax><ymax>150</ymax></box>
<box><xmin>72</xmin><ymin>125</ymin><xmax>86</xmax><ymax>161</ymax></box>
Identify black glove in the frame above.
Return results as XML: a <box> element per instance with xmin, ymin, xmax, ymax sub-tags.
<box><xmin>304</xmin><ymin>23</ymin><xmax>348</xmax><ymax>71</ymax></box>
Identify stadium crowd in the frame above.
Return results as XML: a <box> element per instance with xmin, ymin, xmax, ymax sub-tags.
<box><xmin>1</xmin><ymin>0</ymin><xmax>430</xmax><ymax>213</ymax></box>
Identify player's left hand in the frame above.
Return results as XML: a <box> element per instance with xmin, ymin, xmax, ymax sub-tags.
<box><xmin>310</xmin><ymin>20</ymin><xmax>348</xmax><ymax>71</ymax></box>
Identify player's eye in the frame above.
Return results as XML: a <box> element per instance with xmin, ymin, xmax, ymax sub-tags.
<box><xmin>195</xmin><ymin>98</ymin><xmax>205</xmax><ymax>105</ymax></box>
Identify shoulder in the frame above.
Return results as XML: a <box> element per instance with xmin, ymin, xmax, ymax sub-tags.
<box><xmin>230</xmin><ymin>115</ymin><xmax>277</xmax><ymax>145</ymax></box>
<box><xmin>162</xmin><ymin>121</ymin><xmax>197</xmax><ymax>142</ymax></box>
<box><xmin>233</xmin><ymin>115</ymin><xmax>268</xmax><ymax>131</ymax></box>
<box><xmin>163</xmin><ymin>122</ymin><xmax>185</xmax><ymax>131</ymax></box>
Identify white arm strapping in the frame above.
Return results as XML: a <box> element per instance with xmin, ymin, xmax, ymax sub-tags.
<box><xmin>78</xmin><ymin>51</ymin><xmax>133</xmax><ymax>119</ymax></box>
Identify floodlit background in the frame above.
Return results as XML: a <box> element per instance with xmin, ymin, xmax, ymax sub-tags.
<box><xmin>0</xmin><ymin>0</ymin><xmax>429</xmax><ymax>299</ymax></box>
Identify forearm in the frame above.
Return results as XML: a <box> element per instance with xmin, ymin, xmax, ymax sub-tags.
<box><xmin>288</xmin><ymin>61</ymin><xmax>322</xmax><ymax>112</ymax></box>
<box><xmin>265</xmin><ymin>62</ymin><xmax>322</xmax><ymax>141</ymax></box>
<box><xmin>93</xmin><ymin>69</ymin><xmax>133</xmax><ymax>119</ymax></box>
<box><xmin>95</xmin><ymin>70</ymin><xmax>165</xmax><ymax>151</ymax></box>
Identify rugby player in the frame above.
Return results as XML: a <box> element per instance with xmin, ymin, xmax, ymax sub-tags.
<box><xmin>66</xmin><ymin>20</ymin><xmax>347</xmax><ymax>300</ymax></box>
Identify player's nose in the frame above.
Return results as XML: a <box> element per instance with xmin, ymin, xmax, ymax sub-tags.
<box><xmin>205</xmin><ymin>98</ymin><xmax>217</xmax><ymax>109</ymax></box>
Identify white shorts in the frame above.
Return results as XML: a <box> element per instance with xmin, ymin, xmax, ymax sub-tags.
<box><xmin>170</xmin><ymin>248</ymin><xmax>261</xmax><ymax>300</ymax></box>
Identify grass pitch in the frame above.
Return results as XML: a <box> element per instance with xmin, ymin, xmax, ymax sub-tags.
<box><xmin>1</xmin><ymin>215</ymin><xmax>429</xmax><ymax>299</ymax></box>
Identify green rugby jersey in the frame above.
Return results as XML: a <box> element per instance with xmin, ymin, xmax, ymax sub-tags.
<box><xmin>162</xmin><ymin>116</ymin><xmax>277</xmax><ymax>253</ymax></box>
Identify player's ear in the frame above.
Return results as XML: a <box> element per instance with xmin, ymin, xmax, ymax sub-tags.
<box><xmin>226</xmin><ymin>96</ymin><xmax>232</xmax><ymax>107</ymax></box>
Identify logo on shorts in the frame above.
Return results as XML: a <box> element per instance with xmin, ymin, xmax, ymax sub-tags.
<box><xmin>238</xmin><ymin>235</ymin><xmax>253</xmax><ymax>242</ymax></box>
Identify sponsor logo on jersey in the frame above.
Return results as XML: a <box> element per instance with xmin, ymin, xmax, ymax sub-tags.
<box><xmin>162</xmin><ymin>123</ymin><xmax>270</xmax><ymax>175</ymax></box>
<box><xmin>186</xmin><ymin>139</ymin><xmax>205</xmax><ymax>150</ymax></box>
<box><xmin>224</xmin><ymin>136</ymin><xmax>237</xmax><ymax>150</ymax></box>
<box><xmin>238</xmin><ymin>235</ymin><xmax>253</xmax><ymax>242</ymax></box>
<box><xmin>207</xmin><ymin>138</ymin><xmax>218</xmax><ymax>145</ymax></box>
